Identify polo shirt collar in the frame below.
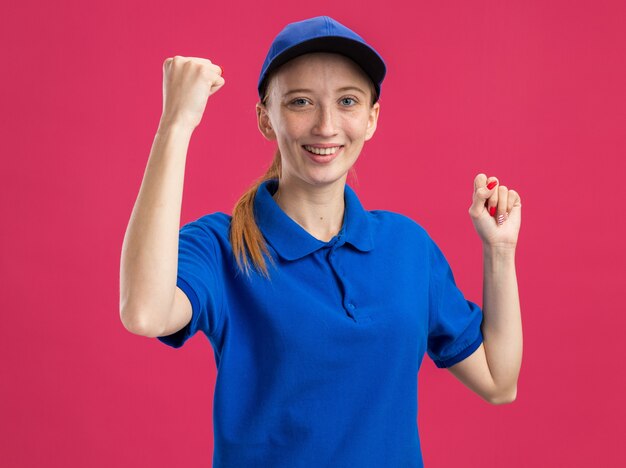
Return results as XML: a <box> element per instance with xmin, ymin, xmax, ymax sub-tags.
<box><xmin>254</xmin><ymin>178</ymin><xmax>374</xmax><ymax>261</ymax></box>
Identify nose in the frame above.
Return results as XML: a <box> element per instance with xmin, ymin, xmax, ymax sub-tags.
<box><xmin>312</xmin><ymin>105</ymin><xmax>338</xmax><ymax>137</ymax></box>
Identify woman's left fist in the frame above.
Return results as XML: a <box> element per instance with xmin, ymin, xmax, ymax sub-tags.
<box><xmin>468</xmin><ymin>173</ymin><xmax>522</xmax><ymax>249</ymax></box>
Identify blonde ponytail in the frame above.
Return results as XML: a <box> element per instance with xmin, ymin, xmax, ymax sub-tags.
<box><xmin>230</xmin><ymin>147</ymin><xmax>282</xmax><ymax>279</ymax></box>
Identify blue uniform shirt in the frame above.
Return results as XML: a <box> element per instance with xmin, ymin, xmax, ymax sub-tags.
<box><xmin>158</xmin><ymin>178</ymin><xmax>484</xmax><ymax>467</ymax></box>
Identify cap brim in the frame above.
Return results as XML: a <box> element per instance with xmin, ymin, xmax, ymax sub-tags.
<box><xmin>259</xmin><ymin>36</ymin><xmax>386</xmax><ymax>100</ymax></box>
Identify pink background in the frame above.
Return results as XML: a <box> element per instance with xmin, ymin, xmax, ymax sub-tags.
<box><xmin>2</xmin><ymin>0</ymin><xmax>625</xmax><ymax>466</ymax></box>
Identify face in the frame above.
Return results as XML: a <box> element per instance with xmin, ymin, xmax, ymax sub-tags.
<box><xmin>256</xmin><ymin>52</ymin><xmax>380</xmax><ymax>188</ymax></box>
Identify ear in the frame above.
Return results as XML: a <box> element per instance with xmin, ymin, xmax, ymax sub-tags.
<box><xmin>256</xmin><ymin>102</ymin><xmax>276</xmax><ymax>141</ymax></box>
<box><xmin>364</xmin><ymin>101</ymin><xmax>380</xmax><ymax>141</ymax></box>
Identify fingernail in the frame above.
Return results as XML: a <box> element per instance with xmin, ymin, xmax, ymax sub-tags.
<box><xmin>487</xmin><ymin>180</ymin><xmax>497</xmax><ymax>190</ymax></box>
<box><xmin>489</xmin><ymin>206</ymin><xmax>496</xmax><ymax>216</ymax></box>
<box><xmin>497</xmin><ymin>213</ymin><xmax>506</xmax><ymax>225</ymax></box>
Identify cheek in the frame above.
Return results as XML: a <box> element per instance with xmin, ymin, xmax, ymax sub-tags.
<box><xmin>342</xmin><ymin>116</ymin><xmax>370</xmax><ymax>138</ymax></box>
<box><xmin>276</xmin><ymin>115</ymin><xmax>307</xmax><ymax>138</ymax></box>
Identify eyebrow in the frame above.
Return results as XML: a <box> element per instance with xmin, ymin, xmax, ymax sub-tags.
<box><xmin>283</xmin><ymin>86</ymin><xmax>367</xmax><ymax>96</ymax></box>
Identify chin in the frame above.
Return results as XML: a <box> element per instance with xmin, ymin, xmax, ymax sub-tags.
<box><xmin>301</xmin><ymin>169</ymin><xmax>350</xmax><ymax>187</ymax></box>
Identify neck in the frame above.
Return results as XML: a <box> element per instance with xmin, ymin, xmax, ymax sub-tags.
<box><xmin>272</xmin><ymin>177</ymin><xmax>346</xmax><ymax>242</ymax></box>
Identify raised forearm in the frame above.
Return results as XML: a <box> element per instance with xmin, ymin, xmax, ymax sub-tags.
<box><xmin>481</xmin><ymin>245</ymin><xmax>523</xmax><ymax>396</ymax></box>
<box><xmin>119</xmin><ymin>123</ymin><xmax>194</xmax><ymax>334</ymax></box>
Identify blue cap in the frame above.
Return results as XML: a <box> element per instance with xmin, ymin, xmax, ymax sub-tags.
<box><xmin>258</xmin><ymin>16</ymin><xmax>387</xmax><ymax>102</ymax></box>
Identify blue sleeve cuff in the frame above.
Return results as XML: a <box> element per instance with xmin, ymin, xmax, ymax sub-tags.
<box><xmin>156</xmin><ymin>276</ymin><xmax>200</xmax><ymax>349</ymax></box>
<box><xmin>432</xmin><ymin>332</ymin><xmax>483</xmax><ymax>368</ymax></box>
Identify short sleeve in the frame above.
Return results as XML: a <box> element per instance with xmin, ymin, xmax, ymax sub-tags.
<box><xmin>426</xmin><ymin>237</ymin><xmax>484</xmax><ymax>368</ymax></box>
<box><xmin>157</xmin><ymin>221</ymin><xmax>223</xmax><ymax>348</ymax></box>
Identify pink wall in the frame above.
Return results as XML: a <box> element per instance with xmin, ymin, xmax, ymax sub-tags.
<box><xmin>2</xmin><ymin>0</ymin><xmax>624</xmax><ymax>466</ymax></box>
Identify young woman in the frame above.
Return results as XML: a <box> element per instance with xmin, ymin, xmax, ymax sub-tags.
<box><xmin>120</xmin><ymin>15</ymin><xmax>522</xmax><ymax>468</ymax></box>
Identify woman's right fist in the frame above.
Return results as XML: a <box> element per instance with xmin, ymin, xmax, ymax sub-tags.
<box><xmin>160</xmin><ymin>56</ymin><xmax>225</xmax><ymax>130</ymax></box>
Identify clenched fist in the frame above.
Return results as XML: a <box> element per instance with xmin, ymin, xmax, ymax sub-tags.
<box><xmin>159</xmin><ymin>56</ymin><xmax>225</xmax><ymax>131</ymax></box>
<box><xmin>469</xmin><ymin>173</ymin><xmax>522</xmax><ymax>250</ymax></box>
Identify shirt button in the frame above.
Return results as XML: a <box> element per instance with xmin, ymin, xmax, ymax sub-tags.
<box><xmin>347</xmin><ymin>303</ymin><xmax>355</xmax><ymax>309</ymax></box>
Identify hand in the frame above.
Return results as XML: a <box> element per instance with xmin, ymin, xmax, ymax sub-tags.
<box><xmin>468</xmin><ymin>173</ymin><xmax>522</xmax><ymax>249</ymax></box>
<box><xmin>159</xmin><ymin>56</ymin><xmax>225</xmax><ymax>131</ymax></box>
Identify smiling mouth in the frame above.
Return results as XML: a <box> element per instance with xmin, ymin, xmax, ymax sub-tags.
<box><xmin>302</xmin><ymin>145</ymin><xmax>343</xmax><ymax>155</ymax></box>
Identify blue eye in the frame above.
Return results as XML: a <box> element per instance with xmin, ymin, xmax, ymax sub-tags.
<box><xmin>289</xmin><ymin>97</ymin><xmax>357</xmax><ymax>107</ymax></box>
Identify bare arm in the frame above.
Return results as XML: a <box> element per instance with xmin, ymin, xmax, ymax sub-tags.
<box><xmin>119</xmin><ymin>123</ymin><xmax>194</xmax><ymax>336</ymax></box>
<box><xmin>446</xmin><ymin>173</ymin><xmax>523</xmax><ymax>404</ymax></box>
<box><xmin>119</xmin><ymin>56</ymin><xmax>224</xmax><ymax>337</ymax></box>
<box><xmin>448</xmin><ymin>246</ymin><xmax>522</xmax><ymax>404</ymax></box>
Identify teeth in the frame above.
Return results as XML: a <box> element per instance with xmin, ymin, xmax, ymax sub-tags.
<box><xmin>304</xmin><ymin>145</ymin><xmax>341</xmax><ymax>155</ymax></box>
